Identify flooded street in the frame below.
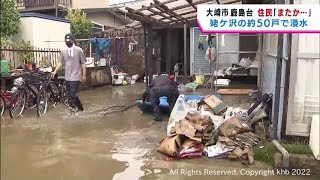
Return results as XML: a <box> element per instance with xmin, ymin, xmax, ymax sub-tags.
<box><xmin>1</xmin><ymin>83</ymin><xmax>318</xmax><ymax>180</ymax></box>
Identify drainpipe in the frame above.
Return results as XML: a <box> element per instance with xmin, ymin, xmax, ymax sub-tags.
<box><xmin>55</xmin><ymin>0</ymin><xmax>58</xmax><ymax>17</ymax></box>
<box><xmin>273</xmin><ymin>0</ymin><xmax>285</xmax><ymax>140</ymax></box>
<box><xmin>272</xmin><ymin>140</ymin><xmax>290</xmax><ymax>168</ymax></box>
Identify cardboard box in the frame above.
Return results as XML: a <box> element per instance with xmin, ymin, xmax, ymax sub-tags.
<box><xmin>203</xmin><ymin>95</ymin><xmax>227</xmax><ymax>115</ymax></box>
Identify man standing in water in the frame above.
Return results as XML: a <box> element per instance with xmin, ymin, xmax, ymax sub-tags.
<box><xmin>51</xmin><ymin>33</ymin><xmax>86</xmax><ymax>112</ymax></box>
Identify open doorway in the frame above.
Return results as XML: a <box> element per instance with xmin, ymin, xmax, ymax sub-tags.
<box><xmin>157</xmin><ymin>28</ymin><xmax>188</xmax><ymax>75</ymax></box>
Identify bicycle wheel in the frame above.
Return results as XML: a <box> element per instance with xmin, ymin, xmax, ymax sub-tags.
<box><xmin>36</xmin><ymin>87</ymin><xmax>48</xmax><ymax>117</ymax></box>
<box><xmin>48</xmin><ymin>82</ymin><xmax>60</xmax><ymax>107</ymax></box>
<box><xmin>25</xmin><ymin>84</ymin><xmax>38</xmax><ymax>109</ymax></box>
<box><xmin>0</xmin><ymin>94</ymin><xmax>5</xmax><ymax>116</ymax></box>
<box><xmin>60</xmin><ymin>83</ymin><xmax>69</xmax><ymax>107</ymax></box>
<box><xmin>9</xmin><ymin>89</ymin><xmax>26</xmax><ymax>118</ymax></box>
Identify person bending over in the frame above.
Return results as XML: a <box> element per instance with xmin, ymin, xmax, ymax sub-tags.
<box><xmin>144</xmin><ymin>75</ymin><xmax>179</xmax><ymax>121</ymax></box>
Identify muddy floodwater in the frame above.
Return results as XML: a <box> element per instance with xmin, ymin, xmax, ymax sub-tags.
<box><xmin>1</xmin><ymin>83</ymin><xmax>318</xmax><ymax>180</ymax></box>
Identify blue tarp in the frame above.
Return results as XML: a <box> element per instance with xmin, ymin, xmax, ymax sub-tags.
<box><xmin>89</xmin><ymin>38</ymin><xmax>112</xmax><ymax>61</ymax></box>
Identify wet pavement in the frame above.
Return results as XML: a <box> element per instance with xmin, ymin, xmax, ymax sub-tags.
<box><xmin>1</xmin><ymin>83</ymin><xmax>318</xmax><ymax>180</ymax></box>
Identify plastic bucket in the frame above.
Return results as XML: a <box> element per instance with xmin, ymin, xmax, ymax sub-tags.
<box><xmin>0</xmin><ymin>60</ymin><xmax>10</xmax><ymax>74</ymax></box>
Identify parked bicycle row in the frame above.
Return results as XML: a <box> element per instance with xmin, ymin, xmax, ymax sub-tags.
<box><xmin>0</xmin><ymin>70</ymin><xmax>69</xmax><ymax>118</ymax></box>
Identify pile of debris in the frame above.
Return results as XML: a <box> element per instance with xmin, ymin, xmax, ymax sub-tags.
<box><xmin>157</xmin><ymin>94</ymin><xmax>272</xmax><ymax>165</ymax></box>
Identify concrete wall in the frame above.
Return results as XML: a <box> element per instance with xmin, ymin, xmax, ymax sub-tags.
<box><xmin>13</xmin><ymin>16</ymin><xmax>70</xmax><ymax>49</ymax></box>
<box><xmin>72</xmin><ymin>0</ymin><xmax>109</xmax><ymax>9</ymax></box>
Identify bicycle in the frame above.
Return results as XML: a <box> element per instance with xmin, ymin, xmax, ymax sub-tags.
<box><xmin>47</xmin><ymin>75</ymin><xmax>69</xmax><ymax>108</ymax></box>
<box><xmin>1</xmin><ymin>86</ymin><xmax>27</xmax><ymax>118</ymax></box>
<box><xmin>0</xmin><ymin>93</ymin><xmax>5</xmax><ymax>116</ymax></box>
<box><xmin>0</xmin><ymin>74</ymin><xmax>26</xmax><ymax>118</ymax></box>
<box><xmin>11</xmin><ymin>72</ymin><xmax>49</xmax><ymax>118</ymax></box>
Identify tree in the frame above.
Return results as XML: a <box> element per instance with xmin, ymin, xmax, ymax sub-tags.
<box><xmin>66</xmin><ymin>9</ymin><xmax>93</xmax><ymax>39</ymax></box>
<box><xmin>0</xmin><ymin>0</ymin><xmax>20</xmax><ymax>46</ymax></box>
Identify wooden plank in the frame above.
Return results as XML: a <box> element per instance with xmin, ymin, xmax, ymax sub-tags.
<box><xmin>166</xmin><ymin>29</ymin><xmax>172</xmax><ymax>74</ymax></box>
<box><xmin>143</xmin><ymin>24</ymin><xmax>149</xmax><ymax>86</ymax></box>
<box><xmin>217</xmin><ymin>89</ymin><xmax>255</xmax><ymax>95</ymax></box>
<box><xmin>159</xmin><ymin>9</ymin><xmax>197</xmax><ymax>22</ymax></box>
<box><xmin>184</xmin><ymin>23</ymin><xmax>188</xmax><ymax>83</ymax></box>
<box><xmin>130</xmin><ymin>0</ymin><xmax>177</xmax><ymax>14</ymax></box>
<box><xmin>186</xmin><ymin>0</ymin><xmax>197</xmax><ymax>11</ymax></box>
<box><xmin>154</xmin><ymin>0</ymin><xmax>187</xmax><ymax>22</ymax></box>
<box><xmin>143</xmin><ymin>23</ymin><xmax>154</xmax><ymax>86</ymax></box>
<box><xmin>143</xmin><ymin>5</ymin><xmax>180</xmax><ymax>24</ymax></box>
<box><xmin>224</xmin><ymin>0</ymin><xmax>242</xmax><ymax>4</ymax></box>
<box><xmin>126</xmin><ymin>7</ymin><xmax>169</xmax><ymax>27</ymax></box>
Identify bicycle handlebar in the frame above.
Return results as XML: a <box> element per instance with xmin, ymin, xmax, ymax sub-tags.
<box><xmin>22</xmin><ymin>71</ymin><xmax>52</xmax><ymax>84</ymax></box>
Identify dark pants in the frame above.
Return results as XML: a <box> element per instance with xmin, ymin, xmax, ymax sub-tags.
<box><xmin>65</xmin><ymin>81</ymin><xmax>82</xmax><ymax>109</ymax></box>
<box><xmin>150</xmin><ymin>85</ymin><xmax>179</xmax><ymax>120</ymax></box>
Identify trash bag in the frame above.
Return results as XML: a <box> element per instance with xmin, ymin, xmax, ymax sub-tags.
<box><xmin>205</xmin><ymin>47</ymin><xmax>217</xmax><ymax>62</ymax></box>
<box><xmin>179</xmin><ymin>141</ymin><xmax>204</xmax><ymax>159</ymax></box>
<box><xmin>204</xmin><ymin>142</ymin><xmax>234</xmax><ymax>158</ymax></box>
<box><xmin>195</xmin><ymin>74</ymin><xmax>205</xmax><ymax>86</ymax></box>
<box><xmin>167</xmin><ymin>95</ymin><xmax>188</xmax><ymax>136</ymax></box>
<box><xmin>186</xmin><ymin>100</ymin><xmax>200</xmax><ymax>110</ymax></box>
<box><xmin>179</xmin><ymin>83</ymin><xmax>199</xmax><ymax>92</ymax></box>
<box><xmin>239</xmin><ymin>57</ymin><xmax>252</xmax><ymax>68</ymax></box>
<box><xmin>200</xmin><ymin>106</ymin><xmax>225</xmax><ymax>129</ymax></box>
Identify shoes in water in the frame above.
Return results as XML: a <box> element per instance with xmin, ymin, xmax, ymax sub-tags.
<box><xmin>69</xmin><ymin>106</ymin><xmax>78</xmax><ymax>113</ymax></box>
<box><xmin>78</xmin><ymin>103</ymin><xmax>84</xmax><ymax>111</ymax></box>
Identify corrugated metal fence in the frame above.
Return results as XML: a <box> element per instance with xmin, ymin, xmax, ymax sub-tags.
<box><xmin>1</xmin><ymin>47</ymin><xmax>61</xmax><ymax>68</ymax></box>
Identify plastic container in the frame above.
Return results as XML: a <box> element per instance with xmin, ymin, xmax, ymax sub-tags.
<box><xmin>99</xmin><ymin>58</ymin><xmax>106</xmax><ymax>66</ymax></box>
<box><xmin>0</xmin><ymin>60</ymin><xmax>10</xmax><ymax>75</ymax></box>
<box><xmin>85</xmin><ymin>57</ymin><xmax>95</xmax><ymax>67</ymax></box>
<box><xmin>160</xmin><ymin>96</ymin><xmax>169</xmax><ymax>106</ymax></box>
<box><xmin>309</xmin><ymin>115</ymin><xmax>320</xmax><ymax>160</ymax></box>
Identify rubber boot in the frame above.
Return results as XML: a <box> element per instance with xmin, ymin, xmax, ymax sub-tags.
<box><xmin>153</xmin><ymin>107</ymin><xmax>162</xmax><ymax>121</ymax></box>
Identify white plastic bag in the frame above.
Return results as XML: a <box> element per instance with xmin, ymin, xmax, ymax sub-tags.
<box><xmin>239</xmin><ymin>57</ymin><xmax>252</xmax><ymax>68</ymax></box>
<box><xmin>167</xmin><ymin>95</ymin><xmax>188</xmax><ymax>136</ymax></box>
<box><xmin>205</xmin><ymin>47</ymin><xmax>217</xmax><ymax>62</ymax></box>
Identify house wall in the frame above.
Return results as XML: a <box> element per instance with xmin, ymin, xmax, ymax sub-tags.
<box><xmin>86</xmin><ymin>11</ymin><xmax>126</xmax><ymax>28</ymax></box>
<box><xmin>285</xmin><ymin>0</ymin><xmax>320</xmax><ymax>137</ymax></box>
<box><xmin>72</xmin><ymin>0</ymin><xmax>109</xmax><ymax>9</ymax></box>
<box><xmin>13</xmin><ymin>16</ymin><xmax>70</xmax><ymax>49</ymax></box>
<box><xmin>261</xmin><ymin>0</ymin><xmax>320</xmax><ymax>137</ymax></box>
<box><xmin>261</xmin><ymin>33</ymin><xmax>290</xmax><ymax>140</ymax></box>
